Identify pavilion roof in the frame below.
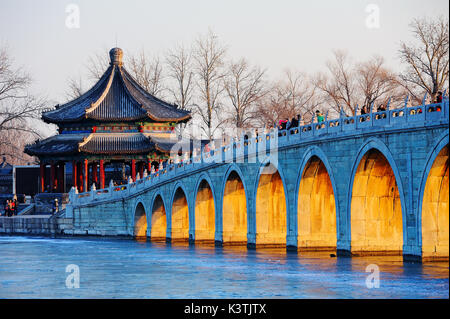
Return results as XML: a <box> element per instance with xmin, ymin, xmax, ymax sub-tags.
<box><xmin>42</xmin><ymin>48</ymin><xmax>191</xmax><ymax>125</ymax></box>
<box><xmin>24</xmin><ymin>132</ymin><xmax>187</xmax><ymax>157</ymax></box>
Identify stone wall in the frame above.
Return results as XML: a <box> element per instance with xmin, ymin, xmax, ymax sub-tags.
<box><xmin>68</xmin><ymin>200</ymin><xmax>130</xmax><ymax>236</ymax></box>
<box><xmin>34</xmin><ymin>193</ymin><xmax>69</xmax><ymax>214</ymax></box>
<box><xmin>0</xmin><ymin>215</ymin><xmax>73</xmax><ymax>235</ymax></box>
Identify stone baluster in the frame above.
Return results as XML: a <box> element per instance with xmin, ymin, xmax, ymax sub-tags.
<box><xmin>109</xmin><ymin>179</ymin><xmax>114</xmax><ymax>197</ymax></box>
<box><xmin>90</xmin><ymin>183</ymin><xmax>96</xmax><ymax>200</ymax></box>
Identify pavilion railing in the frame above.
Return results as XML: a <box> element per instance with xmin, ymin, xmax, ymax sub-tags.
<box><xmin>69</xmin><ymin>96</ymin><xmax>449</xmax><ymax>206</ymax></box>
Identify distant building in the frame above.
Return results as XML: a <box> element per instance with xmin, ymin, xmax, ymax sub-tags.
<box><xmin>25</xmin><ymin>48</ymin><xmax>191</xmax><ymax>193</ymax></box>
<box><xmin>0</xmin><ymin>157</ymin><xmax>13</xmax><ymax>194</ymax></box>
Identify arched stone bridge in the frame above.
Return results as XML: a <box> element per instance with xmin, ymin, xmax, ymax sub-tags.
<box><xmin>65</xmin><ymin>99</ymin><xmax>449</xmax><ymax>261</ymax></box>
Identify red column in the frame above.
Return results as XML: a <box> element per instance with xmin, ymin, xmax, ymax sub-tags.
<box><xmin>77</xmin><ymin>162</ymin><xmax>83</xmax><ymax>193</ymax></box>
<box><xmin>139</xmin><ymin>162</ymin><xmax>144</xmax><ymax>179</ymax></box>
<box><xmin>148</xmin><ymin>160</ymin><xmax>151</xmax><ymax>172</ymax></box>
<box><xmin>99</xmin><ymin>160</ymin><xmax>105</xmax><ymax>189</ymax></box>
<box><xmin>83</xmin><ymin>159</ymin><xmax>88</xmax><ymax>192</ymax></box>
<box><xmin>131</xmin><ymin>159</ymin><xmax>136</xmax><ymax>182</ymax></box>
<box><xmin>92</xmin><ymin>162</ymin><xmax>98</xmax><ymax>186</ymax></box>
<box><xmin>87</xmin><ymin>163</ymin><xmax>91</xmax><ymax>190</ymax></box>
<box><xmin>40</xmin><ymin>163</ymin><xmax>45</xmax><ymax>193</ymax></box>
<box><xmin>58</xmin><ymin>163</ymin><xmax>65</xmax><ymax>193</ymax></box>
<box><xmin>50</xmin><ymin>163</ymin><xmax>56</xmax><ymax>193</ymax></box>
<box><xmin>72</xmin><ymin>161</ymin><xmax>78</xmax><ymax>191</ymax></box>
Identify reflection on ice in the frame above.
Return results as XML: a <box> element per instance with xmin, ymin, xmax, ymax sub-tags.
<box><xmin>0</xmin><ymin>236</ymin><xmax>447</xmax><ymax>298</ymax></box>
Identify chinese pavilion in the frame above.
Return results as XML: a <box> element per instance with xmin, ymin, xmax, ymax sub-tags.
<box><xmin>25</xmin><ymin>48</ymin><xmax>191</xmax><ymax>193</ymax></box>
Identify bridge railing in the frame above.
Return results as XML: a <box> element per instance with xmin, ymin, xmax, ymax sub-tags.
<box><xmin>68</xmin><ymin>97</ymin><xmax>449</xmax><ymax>206</ymax></box>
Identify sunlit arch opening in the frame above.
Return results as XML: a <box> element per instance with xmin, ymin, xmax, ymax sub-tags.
<box><xmin>297</xmin><ymin>156</ymin><xmax>337</xmax><ymax>250</ymax></box>
<box><xmin>255</xmin><ymin>163</ymin><xmax>287</xmax><ymax>247</ymax></box>
<box><xmin>171</xmin><ymin>187</ymin><xmax>189</xmax><ymax>242</ymax></box>
<box><xmin>351</xmin><ymin>149</ymin><xmax>403</xmax><ymax>254</ymax></box>
<box><xmin>422</xmin><ymin>145</ymin><xmax>449</xmax><ymax>261</ymax></box>
<box><xmin>222</xmin><ymin>171</ymin><xmax>247</xmax><ymax>245</ymax></box>
<box><xmin>195</xmin><ymin>180</ymin><xmax>215</xmax><ymax>243</ymax></box>
<box><xmin>150</xmin><ymin>195</ymin><xmax>166</xmax><ymax>242</ymax></box>
<box><xmin>133</xmin><ymin>202</ymin><xmax>147</xmax><ymax>240</ymax></box>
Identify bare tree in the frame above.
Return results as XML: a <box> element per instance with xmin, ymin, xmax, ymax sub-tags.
<box><xmin>254</xmin><ymin>69</ymin><xmax>320</xmax><ymax>127</ymax></box>
<box><xmin>85</xmin><ymin>50</ymin><xmax>109</xmax><ymax>81</ymax></box>
<box><xmin>254</xmin><ymin>86</ymin><xmax>288</xmax><ymax>128</ymax></box>
<box><xmin>0</xmin><ymin>47</ymin><xmax>30</xmax><ymax>102</ymax></box>
<box><xmin>66</xmin><ymin>75</ymin><xmax>85</xmax><ymax>100</ymax></box>
<box><xmin>223</xmin><ymin>58</ymin><xmax>266</xmax><ymax>129</ymax></box>
<box><xmin>0</xmin><ymin>46</ymin><xmax>47</xmax><ymax>163</ymax></box>
<box><xmin>314</xmin><ymin>50</ymin><xmax>358</xmax><ymax>115</ymax></box>
<box><xmin>193</xmin><ymin>29</ymin><xmax>227</xmax><ymax>140</ymax></box>
<box><xmin>357</xmin><ymin>55</ymin><xmax>401</xmax><ymax>109</ymax></box>
<box><xmin>127</xmin><ymin>50</ymin><xmax>166</xmax><ymax>98</ymax></box>
<box><xmin>0</xmin><ymin>125</ymin><xmax>36</xmax><ymax>164</ymax></box>
<box><xmin>282</xmin><ymin>69</ymin><xmax>320</xmax><ymax>121</ymax></box>
<box><xmin>399</xmin><ymin>16</ymin><xmax>449</xmax><ymax>102</ymax></box>
<box><xmin>166</xmin><ymin>44</ymin><xmax>195</xmax><ymax>110</ymax></box>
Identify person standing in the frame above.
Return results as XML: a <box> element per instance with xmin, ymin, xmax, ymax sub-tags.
<box><xmin>4</xmin><ymin>200</ymin><xmax>10</xmax><ymax>217</ymax></box>
<box><xmin>360</xmin><ymin>106</ymin><xmax>367</xmax><ymax>115</ymax></box>
<box><xmin>8</xmin><ymin>200</ymin><xmax>13</xmax><ymax>217</ymax></box>
<box><xmin>12</xmin><ymin>196</ymin><xmax>18</xmax><ymax>216</ymax></box>
<box><xmin>316</xmin><ymin>110</ymin><xmax>324</xmax><ymax>123</ymax></box>
<box><xmin>52</xmin><ymin>198</ymin><xmax>59</xmax><ymax>215</ymax></box>
<box><xmin>436</xmin><ymin>91</ymin><xmax>443</xmax><ymax>103</ymax></box>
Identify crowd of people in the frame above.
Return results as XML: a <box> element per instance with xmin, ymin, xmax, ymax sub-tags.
<box><xmin>273</xmin><ymin>110</ymin><xmax>325</xmax><ymax>133</ymax></box>
<box><xmin>272</xmin><ymin>91</ymin><xmax>446</xmax><ymax>130</ymax></box>
<box><xmin>3</xmin><ymin>197</ymin><xmax>17</xmax><ymax>217</ymax></box>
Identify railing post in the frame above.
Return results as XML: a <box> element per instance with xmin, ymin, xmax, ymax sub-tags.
<box><xmin>90</xmin><ymin>183</ymin><xmax>96</xmax><ymax>200</ymax></box>
<box><xmin>422</xmin><ymin>92</ymin><xmax>428</xmax><ymax>106</ymax></box>
<box><xmin>109</xmin><ymin>179</ymin><xmax>114</xmax><ymax>198</ymax></box>
<box><xmin>442</xmin><ymin>89</ymin><xmax>447</xmax><ymax>119</ymax></box>
<box><xmin>370</xmin><ymin>102</ymin><xmax>374</xmax><ymax>127</ymax></box>
<box><xmin>386</xmin><ymin>98</ymin><xmax>391</xmax><ymax>125</ymax></box>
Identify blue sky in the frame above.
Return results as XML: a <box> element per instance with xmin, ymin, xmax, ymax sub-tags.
<box><xmin>0</xmin><ymin>0</ymin><xmax>448</xmax><ymax>103</ymax></box>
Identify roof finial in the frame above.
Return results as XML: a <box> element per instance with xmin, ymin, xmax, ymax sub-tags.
<box><xmin>109</xmin><ymin>47</ymin><xmax>123</xmax><ymax>66</ymax></box>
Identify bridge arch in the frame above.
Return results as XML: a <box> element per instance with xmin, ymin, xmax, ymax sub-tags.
<box><xmin>347</xmin><ymin>138</ymin><xmax>407</xmax><ymax>254</ymax></box>
<box><xmin>295</xmin><ymin>146</ymin><xmax>338</xmax><ymax>250</ymax></box>
<box><xmin>149</xmin><ymin>192</ymin><xmax>167</xmax><ymax>242</ymax></box>
<box><xmin>253</xmin><ymin>160</ymin><xmax>289</xmax><ymax>247</ymax></box>
<box><xmin>170</xmin><ymin>184</ymin><xmax>190</xmax><ymax>242</ymax></box>
<box><xmin>417</xmin><ymin>132</ymin><xmax>449</xmax><ymax>260</ymax></box>
<box><xmin>221</xmin><ymin>164</ymin><xmax>249</xmax><ymax>245</ymax></box>
<box><xmin>133</xmin><ymin>200</ymin><xmax>148</xmax><ymax>240</ymax></box>
<box><xmin>193</xmin><ymin>173</ymin><xmax>216</xmax><ymax>243</ymax></box>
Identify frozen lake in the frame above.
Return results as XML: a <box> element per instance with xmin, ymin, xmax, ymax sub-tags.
<box><xmin>0</xmin><ymin>236</ymin><xmax>448</xmax><ymax>298</ymax></box>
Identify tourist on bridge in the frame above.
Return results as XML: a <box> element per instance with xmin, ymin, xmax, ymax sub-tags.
<box><xmin>360</xmin><ymin>106</ymin><xmax>367</xmax><ymax>115</ymax></box>
<box><xmin>436</xmin><ymin>91</ymin><xmax>443</xmax><ymax>104</ymax></box>
<box><xmin>288</xmin><ymin>115</ymin><xmax>300</xmax><ymax>129</ymax></box>
<box><xmin>279</xmin><ymin>118</ymin><xmax>288</xmax><ymax>130</ymax></box>
<box><xmin>434</xmin><ymin>92</ymin><xmax>443</xmax><ymax>112</ymax></box>
<box><xmin>376</xmin><ymin>104</ymin><xmax>387</xmax><ymax>119</ymax></box>
<box><xmin>377</xmin><ymin>104</ymin><xmax>386</xmax><ymax>112</ymax></box>
<box><xmin>316</xmin><ymin>110</ymin><xmax>324</xmax><ymax>123</ymax></box>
